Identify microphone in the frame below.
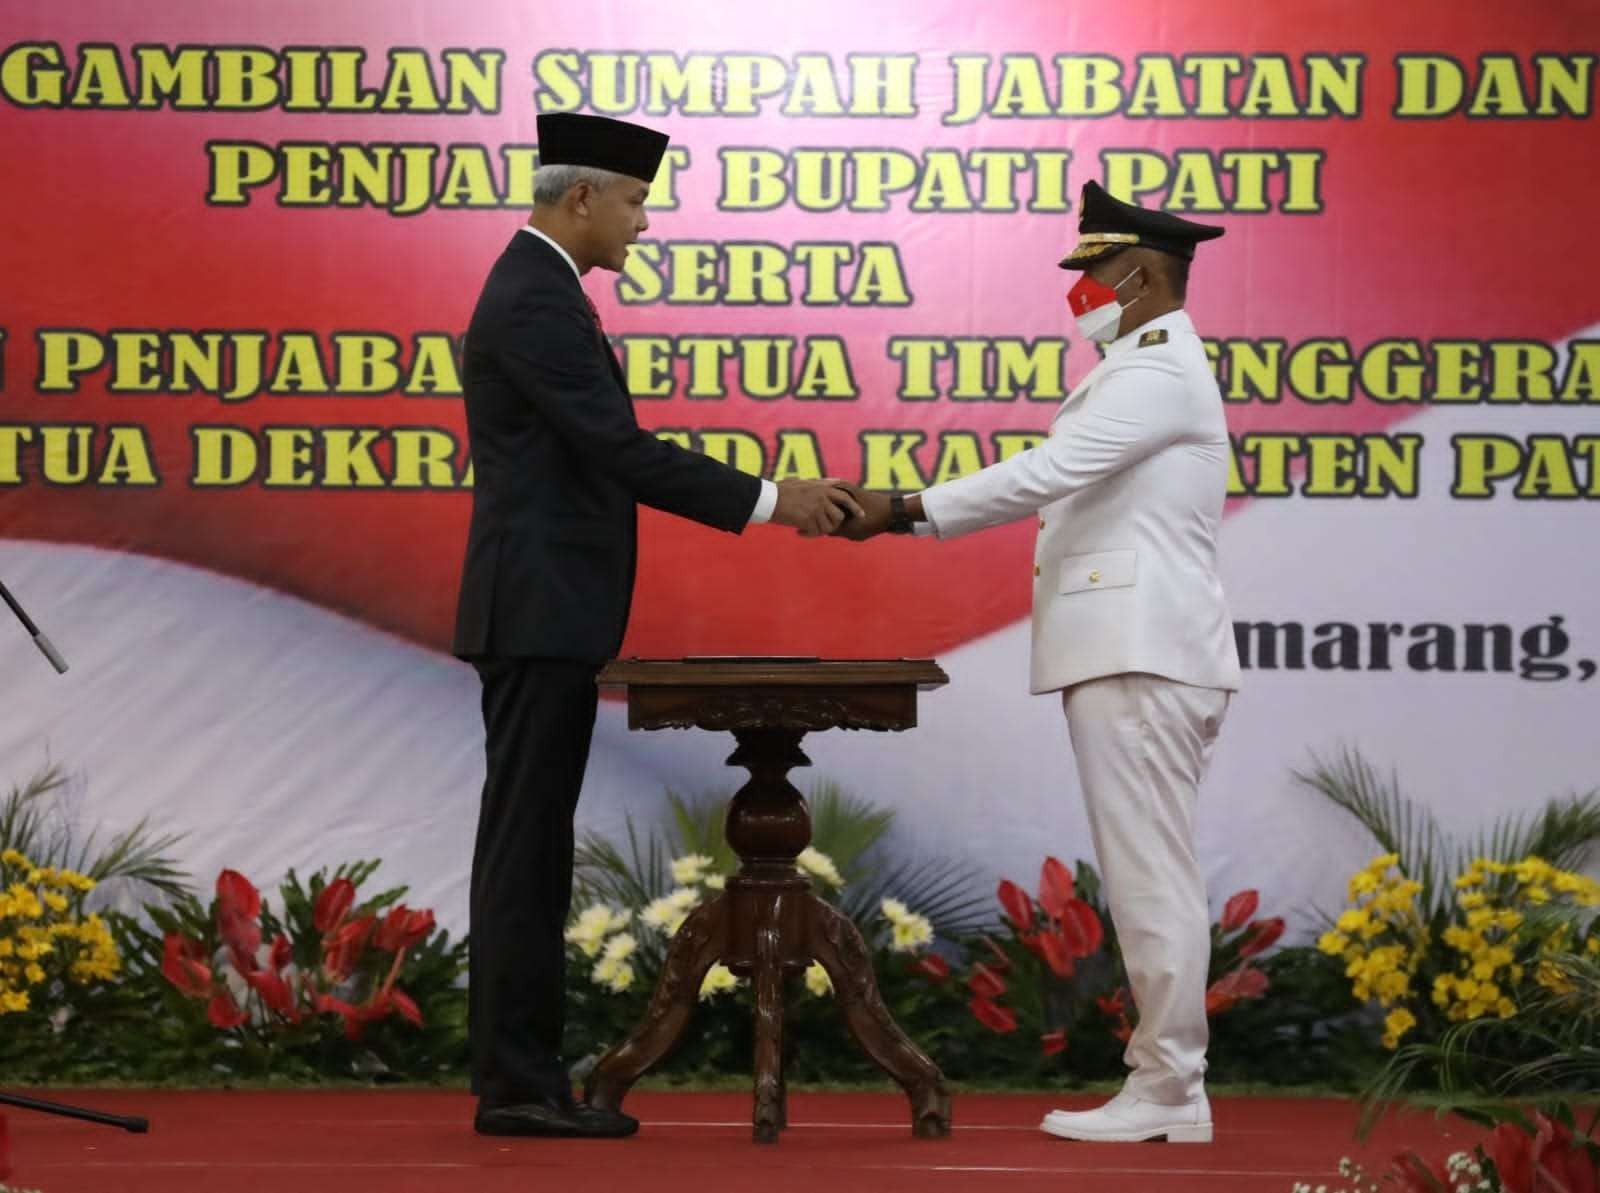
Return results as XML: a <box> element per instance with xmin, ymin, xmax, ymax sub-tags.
<box><xmin>0</xmin><ymin>578</ymin><xmax>69</xmax><ymax>675</ymax></box>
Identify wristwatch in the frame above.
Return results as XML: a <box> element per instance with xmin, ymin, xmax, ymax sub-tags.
<box><xmin>888</xmin><ymin>493</ymin><xmax>914</xmax><ymax>534</ymax></box>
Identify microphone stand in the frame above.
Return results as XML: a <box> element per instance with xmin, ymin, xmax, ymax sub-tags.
<box><xmin>1</xmin><ymin>574</ymin><xmax>148</xmax><ymax>1133</ymax></box>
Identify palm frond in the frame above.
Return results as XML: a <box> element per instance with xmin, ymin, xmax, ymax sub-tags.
<box><xmin>837</xmin><ymin>853</ymin><xmax>992</xmax><ymax>942</ymax></box>
<box><xmin>1458</xmin><ymin>790</ymin><xmax>1600</xmax><ymax>875</ymax></box>
<box><xmin>664</xmin><ymin>790</ymin><xmax>738</xmax><ymax>874</ymax></box>
<box><xmin>805</xmin><ymin>780</ymin><xmax>894</xmax><ymax>878</ymax></box>
<box><xmin>1294</xmin><ymin>747</ymin><xmax>1450</xmax><ymax>910</ymax></box>
<box><xmin>574</xmin><ymin>816</ymin><xmax>670</xmax><ymax>908</ymax></box>
<box><xmin>0</xmin><ymin>763</ymin><xmax>190</xmax><ymax>902</ymax></box>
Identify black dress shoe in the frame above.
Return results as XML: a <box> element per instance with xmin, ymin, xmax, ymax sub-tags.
<box><xmin>474</xmin><ymin>1096</ymin><xmax>639</xmax><ymax>1138</ymax></box>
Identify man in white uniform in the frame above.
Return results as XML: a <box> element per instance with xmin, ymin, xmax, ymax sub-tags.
<box><xmin>840</xmin><ymin>180</ymin><xmax>1242</xmax><ymax>1143</ymax></box>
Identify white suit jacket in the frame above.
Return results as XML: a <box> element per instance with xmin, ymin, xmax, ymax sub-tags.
<box><xmin>920</xmin><ymin>309</ymin><xmax>1242</xmax><ymax>696</ymax></box>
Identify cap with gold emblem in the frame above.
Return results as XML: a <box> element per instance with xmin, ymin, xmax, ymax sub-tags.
<box><xmin>1058</xmin><ymin>180</ymin><xmax>1225</xmax><ymax>269</ymax></box>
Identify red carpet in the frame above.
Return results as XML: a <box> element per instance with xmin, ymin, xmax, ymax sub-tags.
<box><xmin>3</xmin><ymin>1090</ymin><xmax>1477</xmax><ymax>1192</ymax></box>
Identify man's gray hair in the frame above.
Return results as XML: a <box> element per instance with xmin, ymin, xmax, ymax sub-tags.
<box><xmin>532</xmin><ymin>163</ymin><xmax>626</xmax><ymax>206</ymax></box>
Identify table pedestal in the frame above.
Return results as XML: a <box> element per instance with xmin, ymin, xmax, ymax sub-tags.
<box><xmin>582</xmin><ymin>665</ymin><xmax>953</xmax><ymax>1144</ymax></box>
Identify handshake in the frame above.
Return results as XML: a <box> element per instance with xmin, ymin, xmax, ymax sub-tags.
<box><xmin>771</xmin><ymin>478</ymin><xmax>904</xmax><ymax>541</ymax></box>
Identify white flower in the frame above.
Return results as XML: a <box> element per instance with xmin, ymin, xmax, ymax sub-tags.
<box><xmin>671</xmin><ymin>854</ymin><xmax>715</xmax><ymax>885</ymax></box>
<box><xmin>890</xmin><ymin>913</ymin><xmax>934</xmax><ymax>953</ymax></box>
<box><xmin>699</xmin><ymin>963</ymin><xmax>739</xmax><ymax>1000</ymax></box>
<box><xmin>592</xmin><ymin>955</ymin><xmax>635</xmax><ymax>993</ymax></box>
<box><xmin>641</xmin><ymin>887</ymin><xmax>701</xmax><ymax>935</ymax></box>
<box><xmin>705</xmin><ymin>874</ymin><xmax>727</xmax><ymax>891</ymax></box>
<box><xmin>797</xmin><ymin>847</ymin><xmax>844</xmax><ymax>888</ymax></box>
<box><xmin>804</xmin><ymin>961</ymin><xmax>833</xmax><ymax>997</ymax></box>
<box><xmin>602</xmin><ymin>933</ymin><xmax>637</xmax><ymax>963</ymax></box>
<box><xmin>564</xmin><ymin>904</ymin><xmax>631</xmax><ymax>957</ymax></box>
<box><xmin>880</xmin><ymin>897</ymin><xmax>911</xmax><ymax>924</ymax></box>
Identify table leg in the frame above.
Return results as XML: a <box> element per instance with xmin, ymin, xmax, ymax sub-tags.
<box><xmin>584</xmin><ymin>894</ymin><xmax>727</xmax><ymax>1113</ymax></box>
<box><xmin>751</xmin><ymin>894</ymin><xmax>787</xmax><ymax>1144</ymax></box>
<box><xmin>807</xmin><ymin>895</ymin><xmax>952</xmax><ymax>1138</ymax></box>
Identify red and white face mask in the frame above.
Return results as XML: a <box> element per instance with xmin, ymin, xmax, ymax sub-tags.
<box><xmin>1066</xmin><ymin>266</ymin><xmax>1141</xmax><ymax>343</ymax></box>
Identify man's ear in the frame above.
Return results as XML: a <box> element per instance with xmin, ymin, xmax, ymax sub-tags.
<box><xmin>568</xmin><ymin>181</ymin><xmax>593</xmax><ymax>219</ymax></box>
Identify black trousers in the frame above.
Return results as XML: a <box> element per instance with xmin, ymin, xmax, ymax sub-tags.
<box><xmin>469</xmin><ymin>656</ymin><xmax>600</xmax><ymax>1107</ymax></box>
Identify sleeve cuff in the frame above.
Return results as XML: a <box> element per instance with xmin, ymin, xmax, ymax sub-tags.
<box><xmin>913</xmin><ymin>491</ymin><xmax>940</xmax><ymax>537</ymax></box>
<box><xmin>747</xmin><ymin>478</ymin><xmax>779</xmax><ymax>526</ymax></box>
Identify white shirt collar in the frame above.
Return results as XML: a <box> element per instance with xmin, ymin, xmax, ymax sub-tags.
<box><xmin>1104</xmin><ymin>307</ymin><xmax>1195</xmax><ymax>358</ymax></box>
<box><xmin>520</xmin><ymin>225</ymin><xmax>581</xmax><ymax>281</ymax></box>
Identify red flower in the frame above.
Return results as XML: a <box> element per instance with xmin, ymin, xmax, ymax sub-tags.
<box><xmin>1038</xmin><ymin>857</ymin><xmax>1075</xmax><ymax>921</ymax></box>
<box><xmin>997</xmin><ymin>880</ymin><xmax>1035</xmax><ymax>930</ymax></box>
<box><xmin>1096</xmin><ymin>990</ymin><xmax>1127</xmax><ymax>1018</ymax></box>
<box><xmin>1205</xmin><ymin>966</ymin><xmax>1270</xmax><ymax>1015</ymax></box>
<box><xmin>374</xmin><ymin>905</ymin><xmax>435</xmax><ymax>952</ymax></box>
<box><xmin>1040</xmin><ymin>1029</ymin><xmax>1068</xmax><ymax>1057</ymax></box>
<box><xmin>1032</xmin><ymin>931</ymin><xmax>1075</xmax><ymax>979</ymax></box>
<box><xmin>269</xmin><ymin>933</ymin><xmax>293</xmax><ymax>972</ymax></box>
<box><xmin>161</xmin><ymin>933</ymin><xmax>213</xmax><ymax>999</ymax></box>
<box><xmin>216</xmin><ymin>869</ymin><xmax>261</xmax><ymax>920</ymax></box>
<box><xmin>315</xmin><ymin>993</ymin><xmax>366</xmax><ymax>1040</ymax></box>
<box><xmin>245</xmin><ymin>968</ymin><xmax>297</xmax><ymax>1017</ymax></box>
<box><xmin>969</xmin><ymin>996</ymin><xmax>1017</xmax><ymax>1034</ymax></box>
<box><xmin>967</xmin><ymin>963</ymin><xmax>1007</xmax><ymax>1000</ymax></box>
<box><xmin>1111</xmin><ymin>1017</ymin><xmax>1133</xmax><ymax>1043</ymax></box>
<box><xmin>206</xmin><ymin>988</ymin><xmax>248</xmax><ymax>1029</ymax></box>
<box><xmin>215</xmin><ymin>869</ymin><xmax>262</xmax><ymax>975</ymax></box>
<box><xmin>1491</xmin><ymin>1120</ymin><xmax>1537</xmax><ymax>1192</ymax></box>
<box><xmin>1493</xmin><ymin>1115</ymin><xmax>1600</xmax><ymax>1193</ymax></box>
<box><xmin>322</xmin><ymin>914</ymin><xmax>376</xmax><ymax>980</ymax></box>
<box><xmin>218</xmin><ymin>913</ymin><xmax>261</xmax><ymax>975</ymax></box>
<box><xmin>313</xmin><ymin>878</ymin><xmax>357</xmax><ymax>933</ymax></box>
<box><xmin>909</xmin><ymin>954</ymin><xmax>950</xmax><ymax>983</ymax></box>
<box><xmin>1059</xmin><ymin>899</ymin><xmax>1104</xmax><ymax>957</ymax></box>
<box><xmin>1219</xmin><ymin>890</ymin><xmax>1260</xmax><ymax>933</ymax></box>
<box><xmin>389</xmin><ymin>988</ymin><xmax>424</xmax><ymax>1028</ymax></box>
<box><xmin>1237</xmin><ymin>917</ymin><xmax>1285</xmax><ymax>959</ymax></box>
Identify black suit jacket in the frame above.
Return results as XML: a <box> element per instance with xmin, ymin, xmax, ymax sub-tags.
<box><xmin>452</xmin><ymin>231</ymin><xmax>762</xmax><ymax>661</ymax></box>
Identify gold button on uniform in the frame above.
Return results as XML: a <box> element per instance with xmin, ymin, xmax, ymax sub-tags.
<box><xmin>1088</xmin><ymin>570</ymin><xmax>1102</xmax><ymax>583</ymax></box>
<box><xmin>1038</xmin><ymin>518</ymin><xmax>1046</xmax><ymax>528</ymax></box>
<box><xmin>1034</xmin><ymin>565</ymin><xmax>1041</xmax><ymax>577</ymax></box>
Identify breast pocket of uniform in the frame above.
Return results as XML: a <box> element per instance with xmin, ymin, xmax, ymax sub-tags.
<box><xmin>1058</xmin><ymin>548</ymin><xmax>1137</xmax><ymax>595</ymax></box>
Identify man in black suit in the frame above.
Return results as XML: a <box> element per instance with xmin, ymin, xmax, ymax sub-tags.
<box><xmin>454</xmin><ymin>113</ymin><xmax>859</xmax><ymax>1139</ymax></box>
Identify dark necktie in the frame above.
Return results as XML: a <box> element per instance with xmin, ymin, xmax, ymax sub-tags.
<box><xmin>583</xmin><ymin>294</ymin><xmax>608</xmax><ymax>350</ymax></box>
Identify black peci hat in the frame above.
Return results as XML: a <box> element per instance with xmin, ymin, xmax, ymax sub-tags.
<box><xmin>1058</xmin><ymin>181</ymin><xmax>1225</xmax><ymax>269</ymax></box>
<box><xmin>535</xmin><ymin>112</ymin><xmax>670</xmax><ymax>184</ymax></box>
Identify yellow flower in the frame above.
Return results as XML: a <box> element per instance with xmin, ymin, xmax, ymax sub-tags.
<box><xmin>698</xmin><ymin>963</ymin><xmax>739</xmax><ymax>1001</ymax></box>
<box><xmin>42</xmin><ymin>891</ymin><xmax>68</xmax><ymax>914</ymax></box>
<box><xmin>1317</xmin><ymin>930</ymin><xmax>1350</xmax><ymax>956</ymax></box>
<box><xmin>804</xmin><ymin>960</ymin><xmax>833</xmax><ymax>997</ymax></box>
<box><xmin>1349</xmin><ymin>872</ymin><xmax>1380</xmax><ymax>898</ymax></box>
<box><xmin>1495</xmin><ymin>997</ymin><xmax>1516</xmax><ymax>1018</ymax></box>
<box><xmin>1384</xmin><ymin>1007</ymin><xmax>1416</xmax><ymax>1038</ymax></box>
<box><xmin>1</xmin><ymin>989</ymin><xmax>29</xmax><ymax>1014</ymax></box>
<box><xmin>23</xmin><ymin>962</ymin><xmax>46</xmax><ymax>984</ymax></box>
<box><xmin>1458</xmin><ymin>892</ymin><xmax>1487</xmax><ymax>911</ymax></box>
<box><xmin>0</xmin><ymin>848</ymin><xmax>28</xmax><ymax>869</ymax></box>
<box><xmin>1336</xmin><ymin>909</ymin><xmax>1370</xmax><ymax>935</ymax></box>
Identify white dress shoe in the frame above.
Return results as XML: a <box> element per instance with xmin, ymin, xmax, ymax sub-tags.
<box><xmin>1040</xmin><ymin>1091</ymin><xmax>1212</xmax><ymax>1143</ymax></box>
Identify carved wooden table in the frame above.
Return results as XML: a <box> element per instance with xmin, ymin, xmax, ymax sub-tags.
<box><xmin>584</xmin><ymin>658</ymin><xmax>952</xmax><ymax>1143</ymax></box>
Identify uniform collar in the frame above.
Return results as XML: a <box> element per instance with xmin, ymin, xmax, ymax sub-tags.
<box><xmin>1102</xmin><ymin>308</ymin><xmax>1193</xmax><ymax>359</ymax></box>
<box><xmin>520</xmin><ymin>225</ymin><xmax>581</xmax><ymax>281</ymax></box>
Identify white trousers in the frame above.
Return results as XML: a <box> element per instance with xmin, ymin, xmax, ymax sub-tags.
<box><xmin>1062</xmin><ymin>672</ymin><xmax>1229</xmax><ymax>1105</ymax></box>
